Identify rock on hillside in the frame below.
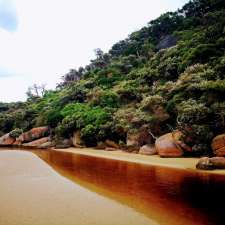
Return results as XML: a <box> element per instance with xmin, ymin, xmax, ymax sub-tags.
<box><xmin>17</xmin><ymin>126</ymin><xmax>49</xmax><ymax>144</ymax></box>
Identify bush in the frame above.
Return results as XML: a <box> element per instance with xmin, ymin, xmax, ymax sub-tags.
<box><xmin>88</xmin><ymin>89</ymin><xmax>120</xmax><ymax>108</ymax></box>
<box><xmin>115</xmin><ymin>80</ymin><xmax>142</xmax><ymax>103</ymax></box>
<box><xmin>177</xmin><ymin>99</ymin><xmax>210</xmax><ymax>124</ymax></box>
<box><xmin>57</xmin><ymin>103</ymin><xmax>111</xmax><ymax>145</ymax></box>
<box><xmin>9</xmin><ymin>128</ymin><xmax>23</xmax><ymax>138</ymax></box>
<box><xmin>177</xmin><ymin>100</ymin><xmax>213</xmax><ymax>155</ymax></box>
<box><xmin>81</xmin><ymin>125</ymin><xmax>99</xmax><ymax>146</ymax></box>
<box><xmin>140</xmin><ymin>95</ymin><xmax>166</xmax><ymax>111</ymax></box>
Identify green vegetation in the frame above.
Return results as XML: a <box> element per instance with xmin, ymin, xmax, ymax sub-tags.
<box><xmin>0</xmin><ymin>0</ymin><xmax>225</xmax><ymax>154</ymax></box>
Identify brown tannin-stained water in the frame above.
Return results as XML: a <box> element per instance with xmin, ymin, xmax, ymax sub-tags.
<box><xmin>0</xmin><ymin>149</ymin><xmax>225</xmax><ymax>225</ymax></box>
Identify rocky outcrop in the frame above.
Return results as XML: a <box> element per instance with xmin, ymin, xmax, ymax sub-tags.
<box><xmin>95</xmin><ymin>141</ymin><xmax>107</xmax><ymax>150</ymax></box>
<box><xmin>55</xmin><ymin>139</ymin><xmax>73</xmax><ymax>149</ymax></box>
<box><xmin>39</xmin><ymin>141</ymin><xmax>53</xmax><ymax>148</ymax></box>
<box><xmin>196</xmin><ymin>157</ymin><xmax>213</xmax><ymax>170</ymax></box>
<box><xmin>71</xmin><ymin>131</ymin><xmax>83</xmax><ymax>147</ymax></box>
<box><xmin>105</xmin><ymin>140</ymin><xmax>119</xmax><ymax>149</ymax></box>
<box><xmin>155</xmin><ymin>132</ymin><xmax>184</xmax><ymax>157</ymax></box>
<box><xmin>126</xmin><ymin>125</ymin><xmax>153</xmax><ymax>150</ymax></box>
<box><xmin>126</xmin><ymin>132</ymin><xmax>140</xmax><ymax>149</ymax></box>
<box><xmin>211</xmin><ymin>134</ymin><xmax>225</xmax><ymax>156</ymax></box>
<box><xmin>139</xmin><ymin>144</ymin><xmax>157</xmax><ymax>155</ymax></box>
<box><xmin>23</xmin><ymin>137</ymin><xmax>51</xmax><ymax>147</ymax></box>
<box><xmin>156</xmin><ymin>35</ymin><xmax>178</xmax><ymax>50</ymax></box>
<box><xmin>0</xmin><ymin>133</ymin><xmax>15</xmax><ymax>145</ymax></box>
<box><xmin>196</xmin><ymin>157</ymin><xmax>225</xmax><ymax>170</ymax></box>
<box><xmin>210</xmin><ymin>157</ymin><xmax>225</xmax><ymax>169</ymax></box>
<box><xmin>17</xmin><ymin>126</ymin><xmax>49</xmax><ymax>143</ymax></box>
<box><xmin>95</xmin><ymin>140</ymin><xmax>120</xmax><ymax>150</ymax></box>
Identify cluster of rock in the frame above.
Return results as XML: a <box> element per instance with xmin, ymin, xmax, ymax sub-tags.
<box><xmin>125</xmin><ymin>129</ymin><xmax>191</xmax><ymax>157</ymax></box>
<box><xmin>196</xmin><ymin>157</ymin><xmax>225</xmax><ymax>170</ymax></box>
<box><xmin>0</xmin><ymin>127</ymin><xmax>52</xmax><ymax>149</ymax></box>
<box><xmin>1</xmin><ymin>125</ymin><xmax>225</xmax><ymax>170</ymax></box>
<box><xmin>196</xmin><ymin>134</ymin><xmax>225</xmax><ymax>170</ymax></box>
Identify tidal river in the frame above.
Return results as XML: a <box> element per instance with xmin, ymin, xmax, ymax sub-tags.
<box><xmin>0</xmin><ymin>150</ymin><xmax>225</xmax><ymax>225</ymax></box>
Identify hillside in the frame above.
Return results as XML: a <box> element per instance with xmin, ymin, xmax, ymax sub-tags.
<box><xmin>0</xmin><ymin>0</ymin><xmax>225</xmax><ymax>157</ymax></box>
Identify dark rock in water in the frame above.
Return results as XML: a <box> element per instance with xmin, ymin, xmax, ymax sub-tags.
<box><xmin>196</xmin><ymin>157</ymin><xmax>225</xmax><ymax>170</ymax></box>
<box><xmin>211</xmin><ymin>134</ymin><xmax>225</xmax><ymax>156</ymax></box>
<box><xmin>156</xmin><ymin>35</ymin><xmax>178</xmax><ymax>50</ymax></box>
<box><xmin>196</xmin><ymin>157</ymin><xmax>214</xmax><ymax>170</ymax></box>
<box><xmin>139</xmin><ymin>144</ymin><xmax>157</xmax><ymax>155</ymax></box>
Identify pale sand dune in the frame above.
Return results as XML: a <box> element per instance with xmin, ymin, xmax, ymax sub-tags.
<box><xmin>54</xmin><ymin>147</ymin><xmax>225</xmax><ymax>175</ymax></box>
<box><xmin>0</xmin><ymin>150</ymin><xmax>157</xmax><ymax>225</ymax></box>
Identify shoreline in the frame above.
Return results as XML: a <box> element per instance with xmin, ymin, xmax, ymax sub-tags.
<box><xmin>1</xmin><ymin>146</ymin><xmax>225</xmax><ymax>175</ymax></box>
<box><xmin>53</xmin><ymin>147</ymin><xmax>225</xmax><ymax>175</ymax></box>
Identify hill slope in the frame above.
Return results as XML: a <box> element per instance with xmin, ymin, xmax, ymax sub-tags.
<box><xmin>0</xmin><ymin>0</ymin><xmax>225</xmax><ymax>156</ymax></box>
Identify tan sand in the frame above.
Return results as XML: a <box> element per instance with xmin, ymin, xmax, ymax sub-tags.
<box><xmin>0</xmin><ymin>150</ymin><xmax>157</xmax><ymax>225</ymax></box>
<box><xmin>54</xmin><ymin>147</ymin><xmax>225</xmax><ymax>175</ymax></box>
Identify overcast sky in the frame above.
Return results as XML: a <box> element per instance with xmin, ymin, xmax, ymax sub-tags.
<box><xmin>0</xmin><ymin>0</ymin><xmax>188</xmax><ymax>102</ymax></box>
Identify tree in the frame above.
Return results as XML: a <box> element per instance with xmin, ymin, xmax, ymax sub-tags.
<box><xmin>57</xmin><ymin>68</ymin><xmax>84</xmax><ymax>88</ymax></box>
<box><xmin>90</xmin><ymin>48</ymin><xmax>110</xmax><ymax>69</ymax></box>
<box><xmin>26</xmin><ymin>83</ymin><xmax>47</xmax><ymax>99</ymax></box>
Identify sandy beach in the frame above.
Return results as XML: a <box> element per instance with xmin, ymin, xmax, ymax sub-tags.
<box><xmin>1</xmin><ymin>149</ymin><xmax>225</xmax><ymax>225</ymax></box>
<box><xmin>0</xmin><ymin>150</ymin><xmax>157</xmax><ymax>225</ymax></box>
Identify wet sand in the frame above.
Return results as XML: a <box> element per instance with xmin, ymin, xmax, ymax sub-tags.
<box><xmin>0</xmin><ymin>150</ymin><xmax>157</xmax><ymax>225</ymax></box>
<box><xmin>1</xmin><ymin>149</ymin><xmax>225</xmax><ymax>225</ymax></box>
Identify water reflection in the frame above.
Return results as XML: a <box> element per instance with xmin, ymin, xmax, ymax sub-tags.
<box><xmin>33</xmin><ymin>149</ymin><xmax>225</xmax><ymax>225</ymax></box>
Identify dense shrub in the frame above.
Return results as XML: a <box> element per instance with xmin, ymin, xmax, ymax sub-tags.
<box><xmin>0</xmin><ymin>0</ymin><xmax>225</xmax><ymax>156</ymax></box>
<box><xmin>9</xmin><ymin>128</ymin><xmax>23</xmax><ymax>138</ymax></box>
<box><xmin>56</xmin><ymin>103</ymin><xmax>111</xmax><ymax>145</ymax></box>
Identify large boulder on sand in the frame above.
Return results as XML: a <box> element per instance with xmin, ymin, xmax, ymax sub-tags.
<box><xmin>196</xmin><ymin>157</ymin><xmax>225</xmax><ymax>170</ymax></box>
<box><xmin>17</xmin><ymin>126</ymin><xmax>49</xmax><ymax>143</ymax></box>
<box><xmin>139</xmin><ymin>144</ymin><xmax>157</xmax><ymax>155</ymax></box>
<box><xmin>0</xmin><ymin>133</ymin><xmax>15</xmax><ymax>145</ymax></box>
<box><xmin>210</xmin><ymin>157</ymin><xmax>225</xmax><ymax>169</ymax></box>
<box><xmin>155</xmin><ymin>132</ymin><xmax>184</xmax><ymax>157</ymax></box>
<box><xmin>71</xmin><ymin>131</ymin><xmax>83</xmax><ymax>147</ymax></box>
<box><xmin>211</xmin><ymin>134</ymin><xmax>225</xmax><ymax>156</ymax></box>
<box><xmin>55</xmin><ymin>139</ymin><xmax>73</xmax><ymax>149</ymax></box>
<box><xmin>23</xmin><ymin>137</ymin><xmax>51</xmax><ymax>147</ymax></box>
<box><xmin>196</xmin><ymin>157</ymin><xmax>213</xmax><ymax>170</ymax></box>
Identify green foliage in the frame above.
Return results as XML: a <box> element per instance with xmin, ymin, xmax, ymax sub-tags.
<box><xmin>89</xmin><ymin>89</ymin><xmax>120</xmax><ymax>108</ymax></box>
<box><xmin>115</xmin><ymin>80</ymin><xmax>142</xmax><ymax>103</ymax></box>
<box><xmin>0</xmin><ymin>0</ymin><xmax>225</xmax><ymax>155</ymax></box>
<box><xmin>177</xmin><ymin>99</ymin><xmax>210</xmax><ymax>124</ymax></box>
<box><xmin>176</xmin><ymin>100</ymin><xmax>214</xmax><ymax>155</ymax></box>
<box><xmin>140</xmin><ymin>95</ymin><xmax>165</xmax><ymax>111</ymax></box>
<box><xmin>57</xmin><ymin>103</ymin><xmax>111</xmax><ymax>145</ymax></box>
<box><xmin>9</xmin><ymin>128</ymin><xmax>23</xmax><ymax>138</ymax></box>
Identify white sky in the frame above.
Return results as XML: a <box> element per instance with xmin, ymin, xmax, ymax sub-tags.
<box><xmin>0</xmin><ymin>0</ymin><xmax>187</xmax><ymax>102</ymax></box>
